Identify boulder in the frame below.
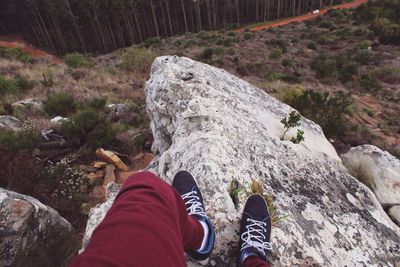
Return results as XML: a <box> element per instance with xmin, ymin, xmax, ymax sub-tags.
<box><xmin>389</xmin><ymin>206</ymin><xmax>400</xmax><ymax>226</ymax></box>
<box><xmin>82</xmin><ymin>56</ymin><xmax>400</xmax><ymax>266</ymax></box>
<box><xmin>0</xmin><ymin>115</ymin><xmax>22</xmax><ymax>132</ymax></box>
<box><xmin>0</xmin><ymin>188</ymin><xmax>75</xmax><ymax>267</ymax></box>
<box><xmin>12</xmin><ymin>98</ymin><xmax>44</xmax><ymax>112</ymax></box>
<box><xmin>341</xmin><ymin>145</ymin><xmax>400</xmax><ymax>206</ymax></box>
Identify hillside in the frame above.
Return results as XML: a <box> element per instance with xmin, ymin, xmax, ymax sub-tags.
<box><xmin>0</xmin><ymin>0</ymin><xmax>399</xmax><ymax>261</ymax></box>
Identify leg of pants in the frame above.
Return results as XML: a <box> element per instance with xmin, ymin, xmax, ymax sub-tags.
<box><xmin>244</xmin><ymin>256</ymin><xmax>271</xmax><ymax>267</ymax></box>
<box><xmin>70</xmin><ymin>171</ymin><xmax>204</xmax><ymax>267</ymax></box>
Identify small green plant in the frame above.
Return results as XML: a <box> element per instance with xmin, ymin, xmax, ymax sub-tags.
<box><xmin>360</xmin><ymin>73</ymin><xmax>382</xmax><ymax>91</ymax></box>
<box><xmin>0</xmin><ymin>127</ymin><xmax>40</xmax><ymax>152</ymax></box>
<box><xmin>121</xmin><ymin>47</ymin><xmax>157</xmax><ymax>73</ymax></box>
<box><xmin>87</xmin><ymin>96</ymin><xmax>107</xmax><ymax>110</ymax></box>
<box><xmin>251</xmin><ymin>180</ymin><xmax>289</xmax><ymax>226</ymax></box>
<box><xmin>0</xmin><ymin>75</ymin><xmax>19</xmax><ymax>95</ymax></box>
<box><xmin>269</xmin><ymin>48</ymin><xmax>283</xmax><ymax>60</ymax></box>
<box><xmin>197</xmin><ymin>47</ymin><xmax>213</xmax><ymax>61</ymax></box>
<box><xmin>280</xmin><ymin>111</ymin><xmax>303</xmax><ymax>143</ymax></box>
<box><xmin>45</xmin><ymin>93</ymin><xmax>76</xmax><ymax>116</ymax></box>
<box><xmin>143</xmin><ymin>37</ymin><xmax>162</xmax><ymax>48</ymax></box>
<box><xmin>64</xmin><ymin>52</ymin><xmax>92</xmax><ymax>69</ymax></box>
<box><xmin>282</xmin><ymin>58</ymin><xmax>293</xmax><ymax>68</ymax></box>
<box><xmin>0</xmin><ymin>47</ymin><xmax>34</xmax><ymax>63</ymax></box>
<box><xmin>40</xmin><ymin>73</ymin><xmax>54</xmax><ymax>87</ymax></box>
<box><xmin>243</xmin><ymin>31</ymin><xmax>254</xmax><ymax>40</ymax></box>
<box><xmin>229</xmin><ymin>179</ymin><xmax>245</xmax><ymax>208</ymax></box>
<box><xmin>307</xmin><ymin>41</ymin><xmax>318</xmax><ymax>50</ymax></box>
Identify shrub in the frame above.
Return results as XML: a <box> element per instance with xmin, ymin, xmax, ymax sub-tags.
<box><xmin>0</xmin><ymin>47</ymin><xmax>34</xmax><ymax>63</ymax></box>
<box><xmin>64</xmin><ymin>52</ymin><xmax>92</xmax><ymax>68</ymax></box>
<box><xmin>0</xmin><ymin>75</ymin><xmax>18</xmax><ymax>95</ymax></box>
<box><xmin>307</xmin><ymin>41</ymin><xmax>318</xmax><ymax>50</ymax></box>
<box><xmin>269</xmin><ymin>48</ymin><xmax>283</xmax><ymax>60</ymax></box>
<box><xmin>87</xmin><ymin>96</ymin><xmax>107</xmax><ymax>110</ymax></box>
<box><xmin>45</xmin><ymin>93</ymin><xmax>76</xmax><ymax>116</ymax></box>
<box><xmin>15</xmin><ymin>75</ymin><xmax>34</xmax><ymax>91</ymax></box>
<box><xmin>143</xmin><ymin>37</ymin><xmax>162</xmax><ymax>47</ymax></box>
<box><xmin>374</xmin><ymin>66</ymin><xmax>400</xmax><ymax>84</ymax></box>
<box><xmin>197</xmin><ymin>47</ymin><xmax>213</xmax><ymax>61</ymax></box>
<box><xmin>121</xmin><ymin>47</ymin><xmax>157</xmax><ymax>73</ymax></box>
<box><xmin>267</xmin><ymin>39</ymin><xmax>287</xmax><ymax>53</ymax></box>
<box><xmin>280</xmin><ymin>111</ymin><xmax>303</xmax><ymax>142</ymax></box>
<box><xmin>283</xmin><ymin>90</ymin><xmax>353</xmax><ymax>138</ymax></box>
<box><xmin>40</xmin><ymin>73</ymin><xmax>54</xmax><ymax>87</ymax></box>
<box><xmin>310</xmin><ymin>53</ymin><xmax>338</xmax><ymax>83</ymax></box>
<box><xmin>226</xmin><ymin>48</ymin><xmax>236</xmax><ymax>55</ymax></box>
<box><xmin>227</xmin><ymin>31</ymin><xmax>236</xmax><ymax>37</ymax></box>
<box><xmin>243</xmin><ymin>31</ymin><xmax>254</xmax><ymax>40</ymax></box>
<box><xmin>0</xmin><ymin>127</ymin><xmax>40</xmax><ymax>152</ymax></box>
<box><xmin>360</xmin><ymin>73</ymin><xmax>382</xmax><ymax>91</ymax></box>
<box><xmin>197</xmin><ymin>31</ymin><xmax>208</xmax><ymax>39</ymax></box>
<box><xmin>282</xmin><ymin>58</ymin><xmax>293</xmax><ymax>68</ymax></box>
<box><xmin>183</xmin><ymin>39</ymin><xmax>197</xmax><ymax>47</ymax></box>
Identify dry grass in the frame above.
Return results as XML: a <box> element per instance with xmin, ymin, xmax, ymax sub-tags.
<box><xmin>342</xmin><ymin>156</ymin><xmax>375</xmax><ymax>189</ymax></box>
<box><xmin>250</xmin><ymin>180</ymin><xmax>289</xmax><ymax>226</ymax></box>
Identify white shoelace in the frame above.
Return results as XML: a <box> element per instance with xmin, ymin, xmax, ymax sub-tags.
<box><xmin>182</xmin><ymin>190</ymin><xmax>207</xmax><ymax>217</ymax></box>
<box><xmin>241</xmin><ymin>218</ymin><xmax>272</xmax><ymax>255</ymax></box>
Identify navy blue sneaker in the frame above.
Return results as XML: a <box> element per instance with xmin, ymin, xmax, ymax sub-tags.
<box><xmin>237</xmin><ymin>194</ymin><xmax>272</xmax><ymax>266</ymax></box>
<box><xmin>172</xmin><ymin>171</ymin><xmax>215</xmax><ymax>261</ymax></box>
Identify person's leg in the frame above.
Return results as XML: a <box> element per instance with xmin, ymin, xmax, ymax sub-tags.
<box><xmin>70</xmin><ymin>171</ymin><xmax>206</xmax><ymax>267</ymax></box>
<box><xmin>237</xmin><ymin>194</ymin><xmax>272</xmax><ymax>267</ymax></box>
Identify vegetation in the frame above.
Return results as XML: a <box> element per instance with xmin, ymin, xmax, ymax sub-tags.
<box><xmin>283</xmin><ymin>90</ymin><xmax>353</xmax><ymax>138</ymax></box>
<box><xmin>0</xmin><ymin>75</ymin><xmax>34</xmax><ymax>95</ymax></box>
<box><xmin>45</xmin><ymin>93</ymin><xmax>76</xmax><ymax>116</ymax></box>
<box><xmin>121</xmin><ymin>47</ymin><xmax>157</xmax><ymax>73</ymax></box>
<box><xmin>0</xmin><ymin>127</ymin><xmax>40</xmax><ymax>152</ymax></box>
<box><xmin>0</xmin><ymin>47</ymin><xmax>34</xmax><ymax>63</ymax></box>
<box><xmin>280</xmin><ymin>111</ymin><xmax>304</xmax><ymax>143</ymax></box>
<box><xmin>0</xmin><ymin>0</ymin><xmax>346</xmax><ymax>54</ymax></box>
<box><xmin>64</xmin><ymin>53</ymin><xmax>93</xmax><ymax>68</ymax></box>
<box><xmin>342</xmin><ymin>156</ymin><xmax>375</xmax><ymax>189</ymax></box>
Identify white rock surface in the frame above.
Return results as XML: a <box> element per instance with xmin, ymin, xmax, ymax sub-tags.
<box><xmin>341</xmin><ymin>145</ymin><xmax>400</xmax><ymax>206</ymax></box>
<box><xmin>0</xmin><ymin>115</ymin><xmax>22</xmax><ymax>132</ymax></box>
<box><xmin>0</xmin><ymin>188</ymin><xmax>75</xmax><ymax>266</ymax></box>
<box><xmin>50</xmin><ymin>116</ymin><xmax>69</xmax><ymax>125</ymax></box>
<box><xmin>12</xmin><ymin>98</ymin><xmax>44</xmax><ymax>112</ymax></box>
<box><xmin>83</xmin><ymin>56</ymin><xmax>400</xmax><ymax>266</ymax></box>
<box><xmin>389</xmin><ymin>206</ymin><xmax>400</xmax><ymax>226</ymax></box>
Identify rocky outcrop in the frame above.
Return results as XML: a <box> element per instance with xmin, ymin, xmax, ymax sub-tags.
<box><xmin>0</xmin><ymin>188</ymin><xmax>76</xmax><ymax>267</ymax></box>
<box><xmin>12</xmin><ymin>98</ymin><xmax>44</xmax><ymax>112</ymax></box>
<box><xmin>389</xmin><ymin>206</ymin><xmax>400</xmax><ymax>226</ymax></box>
<box><xmin>83</xmin><ymin>56</ymin><xmax>400</xmax><ymax>266</ymax></box>
<box><xmin>0</xmin><ymin>115</ymin><xmax>22</xmax><ymax>132</ymax></box>
<box><xmin>341</xmin><ymin>145</ymin><xmax>400</xmax><ymax>206</ymax></box>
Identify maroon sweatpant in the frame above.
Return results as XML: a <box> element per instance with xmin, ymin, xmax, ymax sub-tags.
<box><xmin>70</xmin><ymin>171</ymin><xmax>270</xmax><ymax>267</ymax></box>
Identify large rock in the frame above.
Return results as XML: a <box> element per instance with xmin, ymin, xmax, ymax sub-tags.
<box><xmin>12</xmin><ymin>98</ymin><xmax>44</xmax><ymax>112</ymax></box>
<box><xmin>83</xmin><ymin>56</ymin><xmax>400</xmax><ymax>266</ymax></box>
<box><xmin>341</xmin><ymin>145</ymin><xmax>400</xmax><ymax>206</ymax></box>
<box><xmin>0</xmin><ymin>115</ymin><xmax>22</xmax><ymax>132</ymax></box>
<box><xmin>0</xmin><ymin>188</ymin><xmax>76</xmax><ymax>267</ymax></box>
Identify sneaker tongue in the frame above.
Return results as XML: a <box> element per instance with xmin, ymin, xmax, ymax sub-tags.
<box><xmin>241</xmin><ymin>247</ymin><xmax>267</xmax><ymax>263</ymax></box>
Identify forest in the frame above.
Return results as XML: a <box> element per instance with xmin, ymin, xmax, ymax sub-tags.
<box><xmin>0</xmin><ymin>0</ymin><xmax>345</xmax><ymax>54</ymax></box>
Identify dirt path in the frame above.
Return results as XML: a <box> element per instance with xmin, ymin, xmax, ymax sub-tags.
<box><xmin>236</xmin><ymin>0</ymin><xmax>368</xmax><ymax>32</ymax></box>
<box><xmin>0</xmin><ymin>40</ymin><xmax>61</xmax><ymax>63</ymax></box>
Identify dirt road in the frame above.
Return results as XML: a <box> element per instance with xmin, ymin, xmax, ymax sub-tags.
<box><xmin>236</xmin><ymin>0</ymin><xmax>368</xmax><ymax>32</ymax></box>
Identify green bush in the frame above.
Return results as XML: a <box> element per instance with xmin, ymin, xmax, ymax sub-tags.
<box><xmin>0</xmin><ymin>76</ymin><xmax>19</xmax><ymax>95</ymax></box>
<box><xmin>269</xmin><ymin>48</ymin><xmax>283</xmax><ymax>60</ymax></box>
<box><xmin>282</xmin><ymin>58</ymin><xmax>293</xmax><ymax>68</ymax></box>
<box><xmin>360</xmin><ymin>73</ymin><xmax>382</xmax><ymax>91</ymax></box>
<box><xmin>0</xmin><ymin>47</ymin><xmax>34</xmax><ymax>63</ymax></box>
<box><xmin>243</xmin><ymin>31</ymin><xmax>254</xmax><ymax>40</ymax></box>
<box><xmin>45</xmin><ymin>93</ymin><xmax>76</xmax><ymax>116</ymax></box>
<box><xmin>374</xmin><ymin>66</ymin><xmax>400</xmax><ymax>84</ymax></box>
<box><xmin>183</xmin><ymin>39</ymin><xmax>197</xmax><ymax>48</ymax></box>
<box><xmin>267</xmin><ymin>39</ymin><xmax>287</xmax><ymax>53</ymax></box>
<box><xmin>307</xmin><ymin>41</ymin><xmax>318</xmax><ymax>50</ymax></box>
<box><xmin>0</xmin><ymin>128</ymin><xmax>40</xmax><ymax>152</ymax></box>
<box><xmin>283</xmin><ymin>90</ymin><xmax>353</xmax><ymax>138</ymax></box>
<box><xmin>121</xmin><ymin>47</ymin><xmax>157</xmax><ymax>73</ymax></box>
<box><xmin>64</xmin><ymin>53</ymin><xmax>92</xmax><ymax>68</ymax></box>
<box><xmin>15</xmin><ymin>75</ymin><xmax>35</xmax><ymax>91</ymax></box>
<box><xmin>226</xmin><ymin>48</ymin><xmax>236</xmax><ymax>55</ymax></box>
<box><xmin>143</xmin><ymin>37</ymin><xmax>162</xmax><ymax>47</ymax></box>
<box><xmin>310</xmin><ymin>53</ymin><xmax>338</xmax><ymax>83</ymax></box>
<box><xmin>197</xmin><ymin>47</ymin><xmax>213</xmax><ymax>61</ymax></box>
<box><xmin>87</xmin><ymin>96</ymin><xmax>107</xmax><ymax>110</ymax></box>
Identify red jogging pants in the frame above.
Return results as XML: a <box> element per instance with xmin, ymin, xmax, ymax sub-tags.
<box><xmin>70</xmin><ymin>171</ymin><xmax>270</xmax><ymax>267</ymax></box>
